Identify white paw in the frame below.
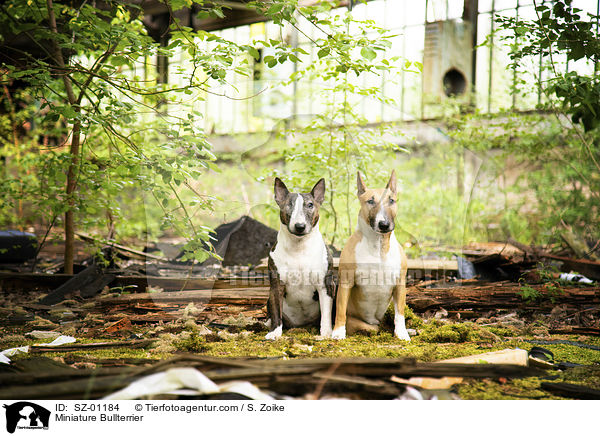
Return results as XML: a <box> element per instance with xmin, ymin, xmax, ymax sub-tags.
<box><xmin>394</xmin><ymin>328</ymin><xmax>411</xmax><ymax>341</ymax></box>
<box><xmin>331</xmin><ymin>326</ymin><xmax>346</xmax><ymax>340</ymax></box>
<box><xmin>265</xmin><ymin>325</ymin><xmax>282</xmax><ymax>340</ymax></box>
<box><xmin>319</xmin><ymin>327</ymin><xmax>332</xmax><ymax>338</ymax></box>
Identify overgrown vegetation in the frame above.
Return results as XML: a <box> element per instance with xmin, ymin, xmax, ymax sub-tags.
<box><xmin>487</xmin><ymin>0</ymin><xmax>600</xmax><ymax>246</ymax></box>
<box><xmin>2</xmin><ymin>0</ymin><xmax>597</xmax><ymax>258</ymax></box>
<box><xmin>1</xmin><ymin>0</ymin><xmax>416</xmax><ymax>266</ymax></box>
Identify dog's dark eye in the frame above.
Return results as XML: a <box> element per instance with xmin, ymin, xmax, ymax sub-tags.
<box><xmin>389</xmin><ymin>198</ymin><xmax>395</xmax><ymax>205</ymax></box>
<box><xmin>367</xmin><ymin>199</ymin><xmax>376</xmax><ymax>206</ymax></box>
<box><xmin>307</xmin><ymin>202</ymin><xmax>314</xmax><ymax>208</ymax></box>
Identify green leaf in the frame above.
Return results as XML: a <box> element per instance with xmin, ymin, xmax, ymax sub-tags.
<box><xmin>360</xmin><ymin>46</ymin><xmax>376</xmax><ymax>61</ymax></box>
<box><xmin>247</xmin><ymin>46</ymin><xmax>260</xmax><ymax>60</ymax></box>
<box><xmin>317</xmin><ymin>47</ymin><xmax>330</xmax><ymax>58</ymax></box>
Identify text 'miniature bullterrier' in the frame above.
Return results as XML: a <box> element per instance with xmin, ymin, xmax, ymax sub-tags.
<box><xmin>265</xmin><ymin>177</ymin><xmax>336</xmax><ymax>340</ymax></box>
<box><xmin>331</xmin><ymin>170</ymin><xmax>410</xmax><ymax>340</ymax></box>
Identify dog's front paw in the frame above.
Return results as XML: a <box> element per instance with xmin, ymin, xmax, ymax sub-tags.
<box><xmin>331</xmin><ymin>326</ymin><xmax>346</xmax><ymax>340</ymax></box>
<box><xmin>319</xmin><ymin>327</ymin><xmax>332</xmax><ymax>338</ymax></box>
<box><xmin>394</xmin><ymin>327</ymin><xmax>411</xmax><ymax>341</ymax></box>
<box><xmin>265</xmin><ymin>325</ymin><xmax>282</xmax><ymax>340</ymax></box>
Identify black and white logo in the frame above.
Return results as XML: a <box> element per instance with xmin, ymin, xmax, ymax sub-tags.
<box><xmin>3</xmin><ymin>402</ymin><xmax>50</xmax><ymax>434</ymax></box>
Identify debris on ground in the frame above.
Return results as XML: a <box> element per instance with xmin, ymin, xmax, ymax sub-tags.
<box><xmin>0</xmin><ymin>224</ymin><xmax>598</xmax><ymax>399</ymax></box>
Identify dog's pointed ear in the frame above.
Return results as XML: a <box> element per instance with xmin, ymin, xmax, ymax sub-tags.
<box><xmin>386</xmin><ymin>170</ymin><xmax>397</xmax><ymax>194</ymax></box>
<box><xmin>357</xmin><ymin>171</ymin><xmax>367</xmax><ymax>196</ymax></box>
<box><xmin>274</xmin><ymin>177</ymin><xmax>289</xmax><ymax>207</ymax></box>
<box><xmin>311</xmin><ymin>178</ymin><xmax>326</xmax><ymax>206</ymax></box>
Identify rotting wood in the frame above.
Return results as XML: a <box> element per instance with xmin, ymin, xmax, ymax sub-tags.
<box><xmin>96</xmin><ymin>283</ymin><xmax>599</xmax><ymax>313</ymax></box>
<box><xmin>0</xmin><ymin>272</ymin><xmax>269</xmax><ymax>293</ymax></box>
<box><xmin>105</xmin><ymin>313</ymin><xmax>178</xmax><ymax>323</ymax></box>
<box><xmin>406</xmin><ymin>283</ymin><xmax>600</xmax><ymax>311</ymax></box>
<box><xmin>540</xmin><ymin>381</ymin><xmax>600</xmax><ymax>400</ymax></box>
<box><xmin>0</xmin><ymin>355</ymin><xmax>543</xmax><ymax>400</ymax></box>
<box><xmin>80</xmin><ymin>273</ymin><xmax>116</xmax><ymax>298</ymax></box>
<box><xmin>30</xmin><ymin>339</ymin><xmax>154</xmax><ymax>353</ymax></box>
<box><xmin>549</xmin><ymin>326</ymin><xmax>600</xmax><ymax>335</ymax></box>
<box><xmin>0</xmin><ymin>373</ymin><xmax>141</xmax><ymax>400</ymax></box>
<box><xmin>37</xmin><ymin>264</ymin><xmax>108</xmax><ymax>305</ymax></box>
<box><xmin>99</xmin><ymin>288</ymin><xmax>269</xmax><ymax>306</ymax></box>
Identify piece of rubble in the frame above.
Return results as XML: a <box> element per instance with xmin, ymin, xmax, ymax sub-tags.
<box><xmin>25</xmin><ymin>331</ymin><xmax>61</xmax><ymax>340</ymax></box>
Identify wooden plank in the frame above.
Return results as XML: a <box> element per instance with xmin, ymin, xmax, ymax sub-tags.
<box><xmin>0</xmin><ymin>355</ymin><xmax>543</xmax><ymax>400</ymax></box>
<box><xmin>112</xmin><ymin>276</ymin><xmax>269</xmax><ymax>292</ymax></box>
<box><xmin>0</xmin><ymin>273</ymin><xmax>268</xmax><ymax>293</ymax></box>
<box><xmin>540</xmin><ymin>382</ymin><xmax>600</xmax><ymax>400</ymax></box>
<box><xmin>38</xmin><ymin>265</ymin><xmax>102</xmax><ymax>305</ymax></box>
<box><xmin>100</xmin><ymin>288</ymin><xmax>270</xmax><ymax>306</ymax></box>
<box><xmin>97</xmin><ymin>282</ymin><xmax>600</xmax><ymax>311</ymax></box>
<box><xmin>80</xmin><ymin>273</ymin><xmax>116</xmax><ymax>297</ymax></box>
<box><xmin>406</xmin><ymin>283</ymin><xmax>600</xmax><ymax>311</ymax></box>
<box><xmin>30</xmin><ymin>339</ymin><xmax>154</xmax><ymax>353</ymax></box>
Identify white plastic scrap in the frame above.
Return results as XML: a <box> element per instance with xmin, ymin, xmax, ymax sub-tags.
<box><xmin>396</xmin><ymin>386</ymin><xmax>438</xmax><ymax>400</ymax></box>
<box><xmin>42</xmin><ymin>335</ymin><xmax>77</xmax><ymax>347</ymax></box>
<box><xmin>0</xmin><ymin>346</ymin><xmax>29</xmax><ymax>364</ymax></box>
<box><xmin>559</xmin><ymin>273</ymin><xmax>593</xmax><ymax>284</ymax></box>
<box><xmin>104</xmin><ymin>367</ymin><xmax>273</xmax><ymax>400</ymax></box>
<box><xmin>0</xmin><ymin>335</ymin><xmax>76</xmax><ymax>364</ymax></box>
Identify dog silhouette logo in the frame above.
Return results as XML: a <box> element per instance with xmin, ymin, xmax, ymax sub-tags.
<box><xmin>3</xmin><ymin>402</ymin><xmax>50</xmax><ymax>433</ymax></box>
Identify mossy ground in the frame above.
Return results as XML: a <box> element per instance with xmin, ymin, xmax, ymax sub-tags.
<box><xmin>2</xmin><ymin>308</ymin><xmax>599</xmax><ymax>399</ymax></box>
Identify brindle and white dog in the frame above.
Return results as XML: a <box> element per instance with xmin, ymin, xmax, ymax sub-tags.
<box><xmin>332</xmin><ymin>170</ymin><xmax>410</xmax><ymax>340</ymax></box>
<box><xmin>265</xmin><ymin>177</ymin><xmax>336</xmax><ymax>340</ymax></box>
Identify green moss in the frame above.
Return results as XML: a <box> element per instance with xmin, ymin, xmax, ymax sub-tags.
<box><xmin>419</xmin><ymin>321</ymin><xmax>474</xmax><ymax>343</ymax></box>
<box><xmin>382</xmin><ymin>304</ymin><xmax>424</xmax><ymax>330</ymax></box>
<box><xmin>173</xmin><ymin>332</ymin><xmax>207</xmax><ymax>353</ymax></box>
<box><xmin>561</xmin><ymin>366</ymin><xmax>600</xmax><ymax>387</ymax></box>
<box><xmin>457</xmin><ymin>377</ymin><xmax>561</xmax><ymax>400</ymax></box>
<box><xmin>4</xmin><ymin>319</ymin><xmax>599</xmax><ymax>400</ymax></box>
<box><xmin>538</xmin><ymin>343</ymin><xmax>600</xmax><ymax>365</ymax></box>
<box><xmin>485</xmin><ymin>326</ymin><xmax>515</xmax><ymax>337</ymax></box>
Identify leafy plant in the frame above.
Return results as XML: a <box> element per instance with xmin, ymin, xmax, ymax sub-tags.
<box><xmin>488</xmin><ymin>0</ymin><xmax>600</xmax><ymax>246</ymax></box>
<box><xmin>2</xmin><ymin>0</ymin><xmax>359</xmax><ymax>267</ymax></box>
<box><xmin>251</xmin><ymin>4</ymin><xmax>419</xmax><ymax>245</ymax></box>
<box><xmin>519</xmin><ymin>263</ymin><xmax>564</xmax><ymax>303</ymax></box>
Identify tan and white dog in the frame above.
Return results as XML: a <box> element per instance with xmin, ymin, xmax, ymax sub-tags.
<box><xmin>331</xmin><ymin>170</ymin><xmax>410</xmax><ymax>340</ymax></box>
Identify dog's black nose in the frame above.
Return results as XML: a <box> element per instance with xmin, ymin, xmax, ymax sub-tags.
<box><xmin>294</xmin><ymin>223</ymin><xmax>306</xmax><ymax>233</ymax></box>
<box><xmin>378</xmin><ymin>221</ymin><xmax>390</xmax><ymax>232</ymax></box>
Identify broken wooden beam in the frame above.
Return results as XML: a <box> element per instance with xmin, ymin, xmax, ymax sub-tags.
<box><xmin>0</xmin><ymin>355</ymin><xmax>543</xmax><ymax>400</ymax></box>
<box><xmin>99</xmin><ymin>288</ymin><xmax>269</xmax><ymax>306</ymax></box>
<box><xmin>37</xmin><ymin>264</ymin><xmax>114</xmax><ymax>305</ymax></box>
<box><xmin>540</xmin><ymin>381</ymin><xmax>600</xmax><ymax>400</ymax></box>
<box><xmin>407</xmin><ymin>282</ymin><xmax>600</xmax><ymax>311</ymax></box>
<box><xmin>0</xmin><ymin>272</ymin><xmax>268</xmax><ymax>293</ymax></box>
<box><xmin>97</xmin><ymin>282</ymin><xmax>600</xmax><ymax>312</ymax></box>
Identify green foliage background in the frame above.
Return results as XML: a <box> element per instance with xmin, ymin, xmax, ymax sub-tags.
<box><xmin>0</xmin><ymin>0</ymin><xmax>598</xmax><ymax>262</ymax></box>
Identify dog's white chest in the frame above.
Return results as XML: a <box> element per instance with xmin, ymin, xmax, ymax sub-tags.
<box><xmin>270</xmin><ymin>230</ymin><xmax>328</xmax><ymax>326</ymax></box>
<box><xmin>351</xmin><ymin>235</ymin><xmax>402</xmax><ymax>324</ymax></box>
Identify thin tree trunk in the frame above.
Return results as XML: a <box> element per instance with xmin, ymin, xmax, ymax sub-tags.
<box><xmin>64</xmin><ymin>121</ymin><xmax>81</xmax><ymax>274</ymax></box>
<box><xmin>46</xmin><ymin>0</ymin><xmax>79</xmax><ymax>274</ymax></box>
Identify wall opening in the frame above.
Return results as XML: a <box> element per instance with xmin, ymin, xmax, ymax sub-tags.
<box><xmin>443</xmin><ymin>68</ymin><xmax>467</xmax><ymax>97</ymax></box>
